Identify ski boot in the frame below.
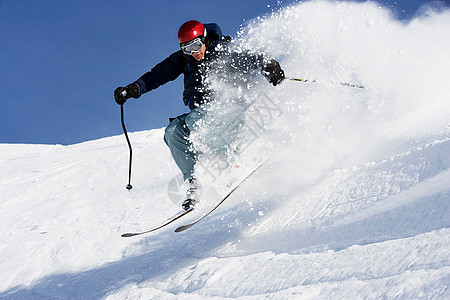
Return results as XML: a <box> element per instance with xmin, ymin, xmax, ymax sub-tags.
<box><xmin>182</xmin><ymin>178</ymin><xmax>200</xmax><ymax>211</ymax></box>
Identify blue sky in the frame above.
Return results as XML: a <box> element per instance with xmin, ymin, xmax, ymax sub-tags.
<box><xmin>0</xmin><ymin>0</ymin><xmax>446</xmax><ymax>145</ymax></box>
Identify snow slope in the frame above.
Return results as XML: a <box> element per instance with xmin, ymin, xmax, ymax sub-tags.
<box><xmin>1</xmin><ymin>1</ymin><xmax>449</xmax><ymax>299</ymax></box>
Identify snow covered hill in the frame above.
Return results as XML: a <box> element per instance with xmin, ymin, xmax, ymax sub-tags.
<box><xmin>1</xmin><ymin>1</ymin><xmax>449</xmax><ymax>299</ymax></box>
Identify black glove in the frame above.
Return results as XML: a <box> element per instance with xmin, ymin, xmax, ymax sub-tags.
<box><xmin>262</xmin><ymin>59</ymin><xmax>285</xmax><ymax>86</ymax></box>
<box><xmin>114</xmin><ymin>82</ymin><xmax>141</xmax><ymax>105</ymax></box>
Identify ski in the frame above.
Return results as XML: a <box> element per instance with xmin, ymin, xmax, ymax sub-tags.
<box><xmin>121</xmin><ymin>208</ymin><xmax>194</xmax><ymax>237</ymax></box>
<box><xmin>175</xmin><ymin>158</ymin><xmax>269</xmax><ymax>233</ymax></box>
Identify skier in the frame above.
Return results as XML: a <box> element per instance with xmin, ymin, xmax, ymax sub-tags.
<box><xmin>114</xmin><ymin>20</ymin><xmax>285</xmax><ymax>211</ymax></box>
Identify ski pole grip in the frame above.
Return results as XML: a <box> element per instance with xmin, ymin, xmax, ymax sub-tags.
<box><xmin>121</xmin><ymin>90</ymin><xmax>127</xmax><ymax>97</ymax></box>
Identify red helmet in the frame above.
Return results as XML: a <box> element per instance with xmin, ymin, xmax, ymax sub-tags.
<box><xmin>178</xmin><ymin>20</ymin><xmax>206</xmax><ymax>44</ymax></box>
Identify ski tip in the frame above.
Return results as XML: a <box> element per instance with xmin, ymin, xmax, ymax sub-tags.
<box><xmin>175</xmin><ymin>224</ymin><xmax>193</xmax><ymax>233</ymax></box>
<box><xmin>121</xmin><ymin>233</ymin><xmax>138</xmax><ymax>238</ymax></box>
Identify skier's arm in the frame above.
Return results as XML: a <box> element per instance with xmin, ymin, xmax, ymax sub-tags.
<box><xmin>136</xmin><ymin>51</ymin><xmax>185</xmax><ymax>94</ymax></box>
<box><xmin>229</xmin><ymin>51</ymin><xmax>285</xmax><ymax>86</ymax></box>
<box><xmin>114</xmin><ymin>51</ymin><xmax>185</xmax><ymax>105</ymax></box>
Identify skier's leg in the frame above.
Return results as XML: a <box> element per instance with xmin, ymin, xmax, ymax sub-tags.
<box><xmin>184</xmin><ymin>105</ymin><xmax>207</xmax><ymax>131</ymax></box>
<box><xmin>164</xmin><ymin>114</ymin><xmax>196</xmax><ymax>181</ymax></box>
<box><xmin>164</xmin><ymin>106</ymin><xmax>208</xmax><ymax>181</ymax></box>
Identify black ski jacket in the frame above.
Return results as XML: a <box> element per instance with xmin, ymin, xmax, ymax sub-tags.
<box><xmin>135</xmin><ymin>23</ymin><xmax>222</xmax><ymax>109</ymax></box>
<box><xmin>135</xmin><ymin>23</ymin><xmax>265</xmax><ymax>110</ymax></box>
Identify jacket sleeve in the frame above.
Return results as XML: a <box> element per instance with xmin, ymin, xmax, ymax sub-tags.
<box><xmin>229</xmin><ymin>51</ymin><xmax>264</xmax><ymax>73</ymax></box>
<box><xmin>136</xmin><ymin>51</ymin><xmax>185</xmax><ymax>95</ymax></box>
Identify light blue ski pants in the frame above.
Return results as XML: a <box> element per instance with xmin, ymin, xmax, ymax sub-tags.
<box><xmin>163</xmin><ymin>106</ymin><xmax>206</xmax><ymax>181</ymax></box>
<box><xmin>164</xmin><ymin>104</ymin><xmax>245</xmax><ymax>181</ymax></box>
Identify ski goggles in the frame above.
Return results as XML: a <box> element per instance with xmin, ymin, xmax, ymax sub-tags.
<box><xmin>180</xmin><ymin>37</ymin><xmax>204</xmax><ymax>55</ymax></box>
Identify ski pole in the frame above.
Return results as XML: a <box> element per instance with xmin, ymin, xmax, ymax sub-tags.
<box><xmin>288</xmin><ymin>77</ymin><xmax>365</xmax><ymax>89</ymax></box>
<box><xmin>120</xmin><ymin>90</ymin><xmax>133</xmax><ymax>190</ymax></box>
<box><xmin>288</xmin><ymin>77</ymin><xmax>317</xmax><ymax>83</ymax></box>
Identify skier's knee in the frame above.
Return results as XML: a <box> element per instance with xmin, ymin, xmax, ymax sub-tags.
<box><xmin>164</xmin><ymin>125</ymin><xmax>176</xmax><ymax>146</ymax></box>
<box><xmin>164</xmin><ymin>118</ymin><xmax>188</xmax><ymax>147</ymax></box>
